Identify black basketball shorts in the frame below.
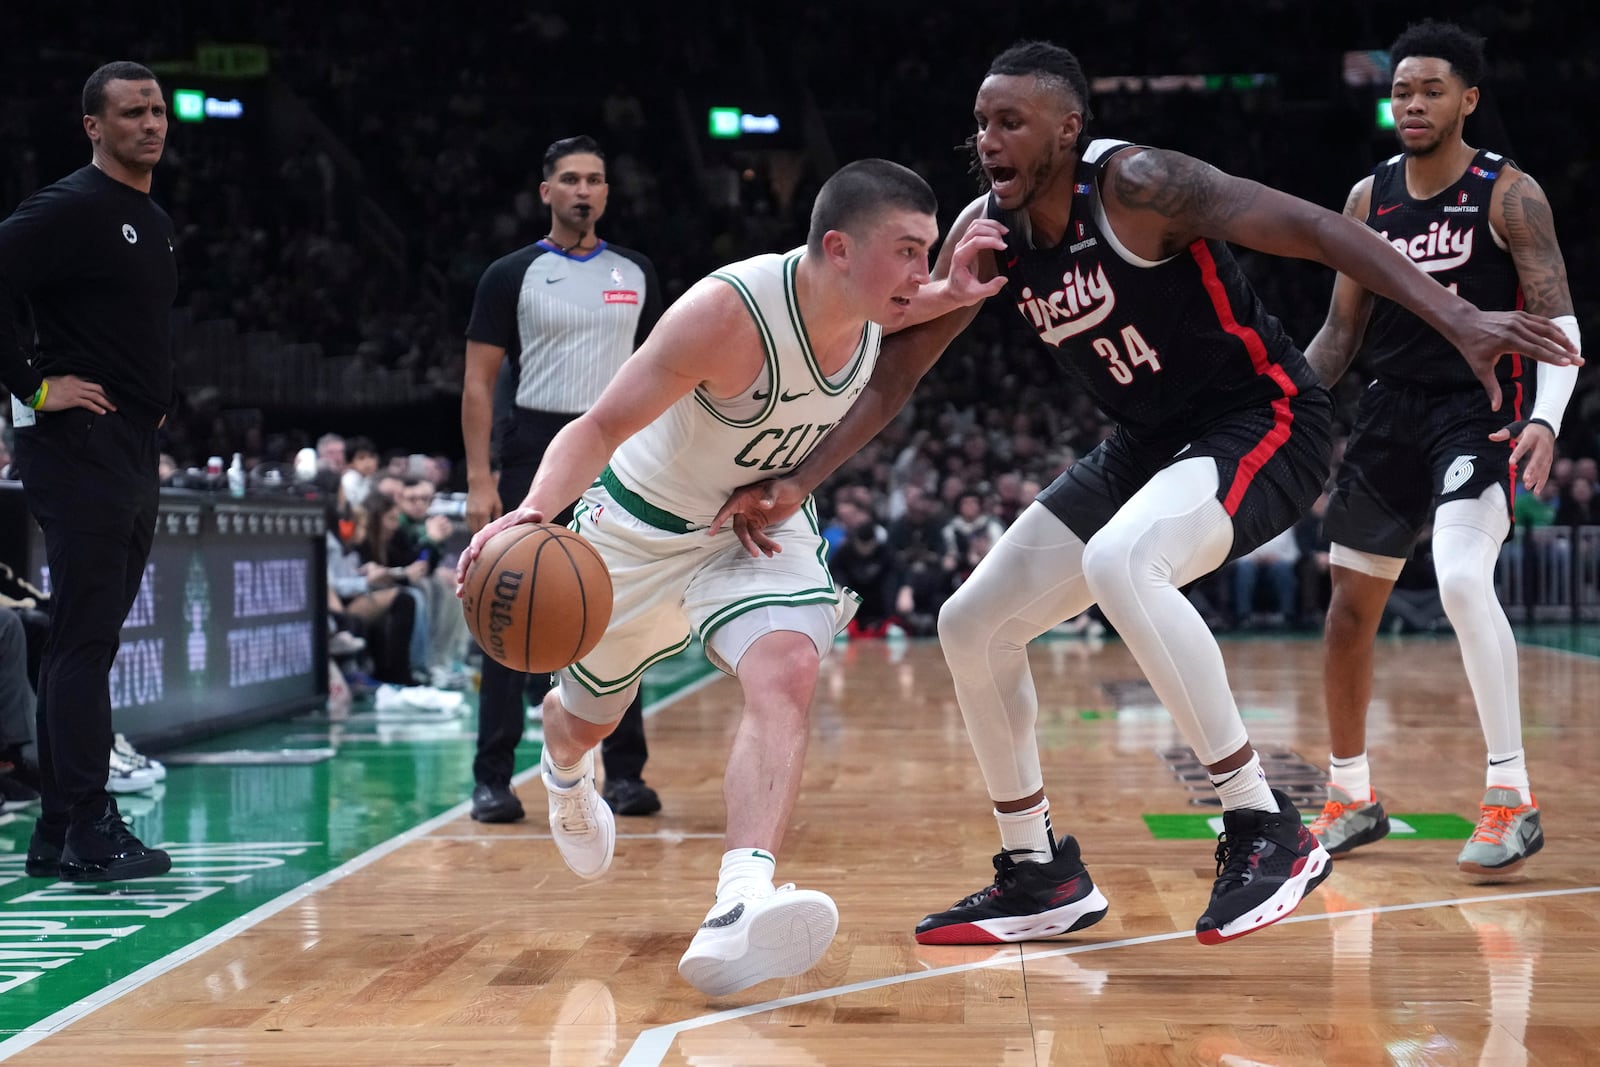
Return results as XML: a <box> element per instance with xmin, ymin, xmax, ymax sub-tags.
<box><xmin>1038</xmin><ymin>387</ymin><xmax>1333</xmax><ymax>563</ymax></box>
<box><xmin>1325</xmin><ymin>380</ymin><xmax>1515</xmax><ymax>558</ymax></box>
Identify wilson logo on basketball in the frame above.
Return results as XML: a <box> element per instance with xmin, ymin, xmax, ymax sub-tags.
<box><xmin>604</xmin><ymin>290</ymin><xmax>639</xmax><ymax>304</ymax></box>
<box><xmin>486</xmin><ymin>569</ymin><xmax>526</xmax><ymax>662</ymax></box>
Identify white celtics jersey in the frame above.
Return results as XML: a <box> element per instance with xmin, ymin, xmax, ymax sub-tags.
<box><xmin>604</xmin><ymin>249</ymin><xmax>881</xmax><ymax>531</ymax></box>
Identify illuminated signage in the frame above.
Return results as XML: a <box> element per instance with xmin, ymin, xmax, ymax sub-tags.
<box><xmin>708</xmin><ymin>107</ymin><xmax>781</xmax><ymax>139</ymax></box>
<box><xmin>173</xmin><ymin>88</ymin><xmax>245</xmax><ymax>123</ymax></box>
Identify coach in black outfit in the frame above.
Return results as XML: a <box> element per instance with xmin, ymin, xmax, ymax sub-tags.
<box><xmin>0</xmin><ymin>61</ymin><xmax>175</xmax><ymax>881</ymax></box>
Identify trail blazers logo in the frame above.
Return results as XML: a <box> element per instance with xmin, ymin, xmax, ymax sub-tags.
<box><xmin>1015</xmin><ymin>263</ymin><xmax>1116</xmax><ymax>346</ymax></box>
<box><xmin>1443</xmin><ymin>454</ymin><xmax>1476</xmax><ymax>494</ymax></box>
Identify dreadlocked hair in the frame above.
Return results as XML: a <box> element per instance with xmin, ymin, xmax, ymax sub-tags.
<box><xmin>964</xmin><ymin>40</ymin><xmax>1095</xmax><ymax>190</ymax></box>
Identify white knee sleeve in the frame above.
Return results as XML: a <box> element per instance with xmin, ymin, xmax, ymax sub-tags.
<box><xmin>1079</xmin><ymin>459</ymin><xmax>1247</xmax><ymax>765</ymax></box>
<box><xmin>937</xmin><ymin>504</ymin><xmax>1096</xmax><ymax>801</ymax></box>
<box><xmin>1434</xmin><ymin>485</ymin><xmax>1520</xmax><ymax>754</ymax></box>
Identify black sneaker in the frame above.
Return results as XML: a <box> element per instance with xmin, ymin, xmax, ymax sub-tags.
<box><xmin>602</xmin><ymin>777</ymin><xmax>662</xmax><ymax>817</ymax></box>
<box><xmin>914</xmin><ymin>836</ymin><xmax>1110</xmax><ymax>945</ymax></box>
<box><xmin>25</xmin><ymin>820</ymin><xmax>65</xmax><ymax>878</ymax></box>
<box><xmin>470</xmin><ymin>782</ymin><xmax>525</xmax><ymax>823</ymax></box>
<box><xmin>59</xmin><ymin>802</ymin><xmax>171</xmax><ymax>882</ymax></box>
<box><xmin>1195</xmin><ymin>789</ymin><xmax>1332</xmax><ymax>945</ymax></box>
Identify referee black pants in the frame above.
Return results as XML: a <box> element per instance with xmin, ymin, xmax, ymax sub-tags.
<box><xmin>472</xmin><ymin>409</ymin><xmax>649</xmax><ymax>788</ymax></box>
<box><xmin>15</xmin><ymin>408</ymin><xmax>159</xmax><ymax>825</ymax></box>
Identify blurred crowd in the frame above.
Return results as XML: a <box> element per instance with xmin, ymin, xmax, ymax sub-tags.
<box><xmin>3</xmin><ymin>1</ymin><xmax>1598</xmax><ymax>639</ymax></box>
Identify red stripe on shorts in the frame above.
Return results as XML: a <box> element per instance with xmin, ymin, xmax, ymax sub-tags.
<box><xmin>1189</xmin><ymin>240</ymin><xmax>1299</xmax><ymax>516</ymax></box>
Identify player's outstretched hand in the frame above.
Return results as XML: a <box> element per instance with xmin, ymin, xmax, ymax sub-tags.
<box><xmin>1488</xmin><ymin>419</ymin><xmax>1558</xmax><ymax>494</ymax></box>
<box><xmin>1453</xmin><ymin>309</ymin><xmax>1581</xmax><ymax>411</ymax></box>
<box><xmin>945</xmin><ymin>218</ymin><xmax>1010</xmax><ymax>307</ymax></box>
<box><xmin>455</xmin><ymin>506</ymin><xmax>544</xmax><ymax>597</ymax></box>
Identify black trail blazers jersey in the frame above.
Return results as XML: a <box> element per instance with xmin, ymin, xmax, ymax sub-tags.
<box><xmin>988</xmin><ymin>139</ymin><xmax>1319</xmax><ymax>446</ymax></box>
<box><xmin>1360</xmin><ymin>148</ymin><xmax>1523</xmax><ymax>393</ymax></box>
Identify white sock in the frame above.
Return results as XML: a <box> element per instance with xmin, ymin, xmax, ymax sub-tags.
<box><xmin>544</xmin><ymin>749</ymin><xmax>588</xmax><ymax>789</ymax></box>
<box><xmin>1210</xmin><ymin>752</ymin><xmax>1278</xmax><ymax>812</ymax></box>
<box><xmin>994</xmin><ymin>799</ymin><xmax>1054</xmax><ymax>863</ymax></box>
<box><xmin>716</xmin><ymin>848</ymin><xmax>777</xmax><ymax>901</ymax></box>
<box><xmin>1486</xmin><ymin>750</ymin><xmax>1533</xmax><ymax>805</ymax></box>
<box><xmin>1329</xmin><ymin>752</ymin><xmax>1372</xmax><ymax>802</ymax></box>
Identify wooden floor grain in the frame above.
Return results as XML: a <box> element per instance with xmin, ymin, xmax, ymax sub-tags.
<box><xmin>12</xmin><ymin>634</ymin><xmax>1600</xmax><ymax>1066</ymax></box>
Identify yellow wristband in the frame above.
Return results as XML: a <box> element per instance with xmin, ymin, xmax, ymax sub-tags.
<box><xmin>27</xmin><ymin>380</ymin><xmax>48</xmax><ymax>410</ymax></box>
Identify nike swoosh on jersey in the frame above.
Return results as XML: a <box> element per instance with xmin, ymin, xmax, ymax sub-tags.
<box><xmin>1375</xmin><ymin>203</ymin><xmax>1402</xmax><ymax>215</ymax></box>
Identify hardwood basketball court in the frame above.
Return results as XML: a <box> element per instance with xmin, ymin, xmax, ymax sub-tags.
<box><xmin>2</xmin><ymin>631</ymin><xmax>1597</xmax><ymax>1065</ymax></box>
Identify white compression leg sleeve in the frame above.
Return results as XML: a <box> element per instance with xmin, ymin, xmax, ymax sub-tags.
<box><xmin>1433</xmin><ymin>486</ymin><xmax>1521</xmax><ymax>755</ymax></box>
<box><xmin>937</xmin><ymin>503</ymin><xmax>1096</xmax><ymax>802</ymax></box>
<box><xmin>1078</xmin><ymin>458</ymin><xmax>1246</xmax><ymax>765</ymax></box>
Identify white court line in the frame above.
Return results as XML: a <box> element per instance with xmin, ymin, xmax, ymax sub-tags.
<box><xmin>618</xmin><ymin>883</ymin><xmax>1600</xmax><ymax>1066</ymax></box>
<box><xmin>0</xmin><ymin>798</ymin><xmax>476</xmax><ymax>1060</ymax></box>
<box><xmin>0</xmin><ymin>670</ymin><xmax>725</xmax><ymax>1061</ymax></box>
<box><xmin>430</xmin><ymin>831</ymin><xmax>725</xmax><ymax>842</ymax></box>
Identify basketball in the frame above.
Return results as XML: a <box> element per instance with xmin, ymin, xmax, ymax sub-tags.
<box><xmin>461</xmin><ymin>523</ymin><xmax>613</xmax><ymax>673</ymax></box>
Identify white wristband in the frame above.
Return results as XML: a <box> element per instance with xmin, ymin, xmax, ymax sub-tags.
<box><xmin>1529</xmin><ymin>315</ymin><xmax>1580</xmax><ymax>436</ymax></box>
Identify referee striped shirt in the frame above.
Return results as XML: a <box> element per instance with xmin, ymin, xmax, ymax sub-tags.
<box><xmin>467</xmin><ymin>239</ymin><xmax>661</xmax><ymax>415</ymax></box>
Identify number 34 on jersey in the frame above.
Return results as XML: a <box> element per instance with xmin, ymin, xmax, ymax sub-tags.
<box><xmin>1091</xmin><ymin>324</ymin><xmax>1163</xmax><ymax>385</ymax></box>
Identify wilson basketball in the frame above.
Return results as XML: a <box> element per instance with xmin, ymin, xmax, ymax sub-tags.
<box><xmin>461</xmin><ymin>523</ymin><xmax>613</xmax><ymax>673</ymax></box>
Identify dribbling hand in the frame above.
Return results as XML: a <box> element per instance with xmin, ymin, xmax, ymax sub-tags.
<box><xmin>455</xmin><ymin>506</ymin><xmax>544</xmax><ymax>597</ymax></box>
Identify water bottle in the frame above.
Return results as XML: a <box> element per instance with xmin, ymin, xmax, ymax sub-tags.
<box><xmin>227</xmin><ymin>453</ymin><xmax>246</xmax><ymax>499</ymax></box>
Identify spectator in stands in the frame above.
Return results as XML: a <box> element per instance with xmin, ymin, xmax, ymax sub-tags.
<box><xmin>1555</xmin><ymin>477</ymin><xmax>1596</xmax><ymax>526</ymax></box>
<box><xmin>351</xmin><ymin>493</ymin><xmax>431</xmax><ymax>686</ymax></box>
<box><xmin>340</xmin><ymin>435</ymin><xmax>379</xmax><ymax>509</ymax></box>
<box><xmin>940</xmin><ymin>490</ymin><xmax>1004</xmax><ymax>576</ymax></box>
<box><xmin>831</xmin><ymin>521</ymin><xmax>904</xmax><ymax>639</ymax></box>
<box><xmin>0</xmin><ymin>609</ymin><xmax>41</xmax><ymax>805</ymax></box>
<box><xmin>1231</xmin><ymin>527</ymin><xmax>1301</xmax><ymax>629</ymax></box>
<box><xmin>316</xmin><ymin>432</ymin><xmax>346</xmax><ymax>476</ymax></box>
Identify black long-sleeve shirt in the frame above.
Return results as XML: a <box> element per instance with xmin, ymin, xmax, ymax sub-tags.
<box><xmin>0</xmin><ymin>165</ymin><xmax>178</xmax><ymax>426</ymax></box>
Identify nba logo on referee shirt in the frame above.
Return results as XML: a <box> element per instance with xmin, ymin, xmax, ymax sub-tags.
<box><xmin>1443</xmin><ymin>455</ymin><xmax>1475</xmax><ymax>494</ymax></box>
<box><xmin>122</xmin><ymin>223</ymin><xmax>138</xmax><ymax>244</ymax></box>
<box><xmin>610</xmin><ymin>267</ymin><xmax>624</xmax><ymax>286</ymax></box>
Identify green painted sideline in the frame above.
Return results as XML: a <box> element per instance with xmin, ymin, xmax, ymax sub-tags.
<box><xmin>0</xmin><ymin>647</ymin><xmax>718</xmax><ymax>1037</ymax></box>
<box><xmin>1515</xmin><ymin>623</ymin><xmax>1600</xmax><ymax>659</ymax></box>
<box><xmin>1142</xmin><ymin>812</ymin><xmax>1476</xmax><ymax>841</ymax></box>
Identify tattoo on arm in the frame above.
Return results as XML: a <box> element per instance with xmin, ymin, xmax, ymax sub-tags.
<box><xmin>1111</xmin><ymin>149</ymin><xmax>1258</xmax><ymax>241</ymax></box>
<box><xmin>1501</xmin><ymin>175</ymin><xmax>1574</xmax><ymax>317</ymax></box>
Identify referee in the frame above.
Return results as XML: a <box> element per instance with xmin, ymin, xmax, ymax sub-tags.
<box><xmin>461</xmin><ymin>135</ymin><xmax>664</xmax><ymax>823</ymax></box>
<box><xmin>0</xmin><ymin>62</ymin><xmax>175</xmax><ymax>881</ymax></box>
